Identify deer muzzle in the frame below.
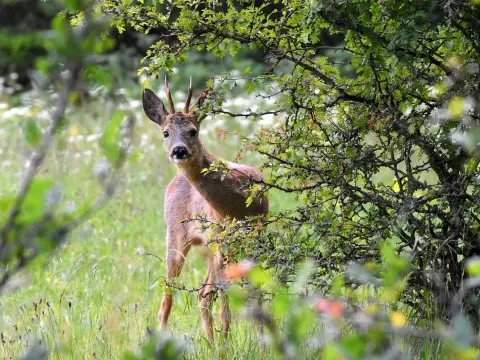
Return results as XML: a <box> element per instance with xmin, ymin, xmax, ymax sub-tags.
<box><xmin>171</xmin><ymin>145</ymin><xmax>191</xmax><ymax>163</ymax></box>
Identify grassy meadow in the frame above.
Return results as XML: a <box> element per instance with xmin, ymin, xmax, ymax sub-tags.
<box><xmin>0</xmin><ymin>83</ymin><xmax>296</xmax><ymax>359</ymax></box>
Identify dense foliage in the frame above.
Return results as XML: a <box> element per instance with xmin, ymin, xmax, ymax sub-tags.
<box><xmin>104</xmin><ymin>0</ymin><xmax>480</xmax><ymax>318</ymax></box>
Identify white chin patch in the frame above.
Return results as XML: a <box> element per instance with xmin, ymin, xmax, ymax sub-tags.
<box><xmin>173</xmin><ymin>158</ymin><xmax>188</xmax><ymax>164</ymax></box>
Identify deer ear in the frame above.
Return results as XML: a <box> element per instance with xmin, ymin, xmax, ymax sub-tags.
<box><xmin>142</xmin><ymin>89</ymin><xmax>167</xmax><ymax>125</ymax></box>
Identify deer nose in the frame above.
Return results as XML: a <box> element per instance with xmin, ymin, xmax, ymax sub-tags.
<box><xmin>171</xmin><ymin>146</ymin><xmax>189</xmax><ymax>160</ymax></box>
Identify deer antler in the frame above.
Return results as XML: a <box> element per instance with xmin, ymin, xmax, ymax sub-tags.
<box><xmin>193</xmin><ymin>88</ymin><xmax>211</xmax><ymax>123</ymax></box>
<box><xmin>165</xmin><ymin>75</ymin><xmax>175</xmax><ymax>113</ymax></box>
<box><xmin>192</xmin><ymin>76</ymin><xmax>215</xmax><ymax>111</ymax></box>
<box><xmin>184</xmin><ymin>76</ymin><xmax>193</xmax><ymax>113</ymax></box>
<box><xmin>191</xmin><ymin>77</ymin><xmax>214</xmax><ymax>122</ymax></box>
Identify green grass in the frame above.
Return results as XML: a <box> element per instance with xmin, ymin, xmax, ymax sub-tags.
<box><xmin>0</xmin><ymin>89</ymin><xmax>295</xmax><ymax>359</ymax></box>
<box><xmin>0</xmin><ymin>182</ymin><xmax>267</xmax><ymax>359</ymax></box>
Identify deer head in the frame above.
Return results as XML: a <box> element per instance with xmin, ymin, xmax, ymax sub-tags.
<box><xmin>142</xmin><ymin>77</ymin><xmax>210</xmax><ymax>164</ymax></box>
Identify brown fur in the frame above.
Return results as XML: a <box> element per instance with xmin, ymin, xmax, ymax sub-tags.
<box><xmin>142</xmin><ymin>86</ymin><xmax>268</xmax><ymax>344</ymax></box>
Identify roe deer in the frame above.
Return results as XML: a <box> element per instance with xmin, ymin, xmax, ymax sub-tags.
<box><xmin>142</xmin><ymin>78</ymin><xmax>269</xmax><ymax>344</ymax></box>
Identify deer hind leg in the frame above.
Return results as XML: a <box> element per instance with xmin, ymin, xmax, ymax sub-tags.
<box><xmin>158</xmin><ymin>243</ymin><xmax>190</xmax><ymax>329</ymax></box>
<box><xmin>215</xmin><ymin>250</ymin><xmax>231</xmax><ymax>337</ymax></box>
<box><xmin>198</xmin><ymin>252</ymin><xmax>216</xmax><ymax>344</ymax></box>
<box><xmin>197</xmin><ymin>249</ymin><xmax>231</xmax><ymax>344</ymax></box>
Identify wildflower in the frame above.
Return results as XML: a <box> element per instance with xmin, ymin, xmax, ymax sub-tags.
<box><xmin>390</xmin><ymin>311</ymin><xmax>407</xmax><ymax>327</ymax></box>
<box><xmin>224</xmin><ymin>260</ymin><xmax>254</xmax><ymax>280</ymax></box>
<box><xmin>314</xmin><ymin>298</ymin><xmax>343</xmax><ymax>319</ymax></box>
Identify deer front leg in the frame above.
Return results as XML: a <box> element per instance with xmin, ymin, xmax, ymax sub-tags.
<box><xmin>159</xmin><ymin>243</ymin><xmax>190</xmax><ymax>329</ymax></box>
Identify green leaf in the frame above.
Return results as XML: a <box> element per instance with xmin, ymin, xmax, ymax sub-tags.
<box><xmin>285</xmin><ymin>304</ymin><xmax>316</xmax><ymax>346</ymax></box>
<box><xmin>271</xmin><ymin>289</ymin><xmax>290</xmax><ymax>318</ymax></box>
<box><xmin>448</xmin><ymin>97</ymin><xmax>464</xmax><ymax>119</ymax></box>
<box><xmin>466</xmin><ymin>257</ymin><xmax>480</xmax><ymax>276</ymax></box>
<box><xmin>0</xmin><ymin>196</ymin><xmax>15</xmax><ymax>222</ymax></box>
<box><xmin>339</xmin><ymin>333</ymin><xmax>366</xmax><ymax>358</ymax></box>
<box><xmin>245</xmin><ymin>81</ymin><xmax>255</xmax><ymax>95</ymax></box>
<box><xmin>66</xmin><ymin>0</ymin><xmax>86</xmax><ymax>11</ymax></box>
<box><xmin>226</xmin><ymin>286</ymin><xmax>248</xmax><ymax>312</ymax></box>
<box><xmin>83</xmin><ymin>65</ymin><xmax>113</xmax><ymax>86</ymax></box>
<box><xmin>323</xmin><ymin>344</ymin><xmax>342</xmax><ymax>360</ymax></box>
<box><xmin>331</xmin><ymin>275</ymin><xmax>345</xmax><ymax>296</ymax></box>
<box><xmin>465</xmin><ymin>157</ymin><xmax>479</xmax><ymax>174</ymax></box>
<box><xmin>229</xmin><ymin>40</ymin><xmax>241</xmax><ymax>56</ymax></box>
<box><xmin>249</xmin><ymin>267</ymin><xmax>269</xmax><ymax>286</ymax></box>
<box><xmin>55</xmin><ymin>117</ymin><xmax>69</xmax><ymax>134</ymax></box>
<box><xmin>35</xmin><ymin>57</ymin><xmax>51</xmax><ymax>75</ymax></box>
<box><xmin>17</xmin><ymin>178</ymin><xmax>54</xmax><ymax>225</ymax></box>
<box><xmin>24</xmin><ymin>119</ymin><xmax>41</xmax><ymax>147</ymax></box>
<box><xmin>101</xmin><ymin>110</ymin><xmax>124</xmax><ymax>163</ymax></box>
<box><xmin>381</xmin><ymin>242</ymin><xmax>408</xmax><ymax>274</ymax></box>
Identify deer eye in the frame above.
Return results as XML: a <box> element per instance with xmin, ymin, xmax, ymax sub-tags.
<box><xmin>163</xmin><ymin>131</ymin><xmax>169</xmax><ymax>138</ymax></box>
<box><xmin>189</xmin><ymin>129</ymin><xmax>198</xmax><ymax>138</ymax></box>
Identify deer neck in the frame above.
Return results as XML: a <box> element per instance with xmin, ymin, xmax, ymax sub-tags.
<box><xmin>175</xmin><ymin>142</ymin><xmax>236</xmax><ymax>217</ymax></box>
<box><xmin>175</xmin><ymin>141</ymin><xmax>268</xmax><ymax>219</ymax></box>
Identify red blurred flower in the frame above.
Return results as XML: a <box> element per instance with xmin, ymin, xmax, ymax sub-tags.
<box><xmin>314</xmin><ymin>298</ymin><xmax>343</xmax><ymax>319</ymax></box>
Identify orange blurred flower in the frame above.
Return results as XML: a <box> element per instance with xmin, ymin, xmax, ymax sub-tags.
<box><xmin>224</xmin><ymin>260</ymin><xmax>254</xmax><ymax>280</ymax></box>
<box><xmin>314</xmin><ymin>298</ymin><xmax>344</xmax><ymax>319</ymax></box>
